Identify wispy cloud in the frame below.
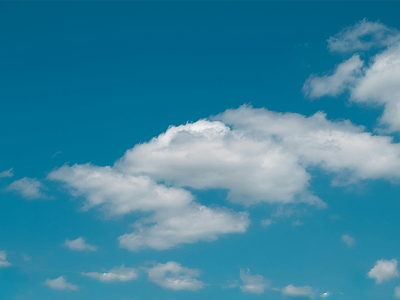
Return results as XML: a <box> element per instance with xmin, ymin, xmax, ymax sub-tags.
<box><xmin>82</xmin><ymin>265</ymin><xmax>138</xmax><ymax>282</ymax></box>
<box><xmin>0</xmin><ymin>168</ymin><xmax>13</xmax><ymax>178</ymax></box>
<box><xmin>0</xmin><ymin>250</ymin><xmax>11</xmax><ymax>268</ymax></box>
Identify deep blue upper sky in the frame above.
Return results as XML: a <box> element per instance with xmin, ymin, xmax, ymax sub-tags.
<box><xmin>2</xmin><ymin>2</ymin><xmax>400</xmax><ymax>300</ymax></box>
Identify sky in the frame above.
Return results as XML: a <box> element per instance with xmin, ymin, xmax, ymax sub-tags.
<box><xmin>2</xmin><ymin>1</ymin><xmax>400</xmax><ymax>300</ymax></box>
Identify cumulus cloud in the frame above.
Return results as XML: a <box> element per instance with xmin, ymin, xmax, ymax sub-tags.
<box><xmin>0</xmin><ymin>250</ymin><xmax>11</xmax><ymax>268</ymax></box>
<box><xmin>341</xmin><ymin>234</ymin><xmax>355</xmax><ymax>247</ymax></box>
<box><xmin>303</xmin><ymin>55</ymin><xmax>363</xmax><ymax>99</ymax></box>
<box><xmin>118</xmin><ymin>106</ymin><xmax>400</xmax><ymax>207</ymax></box>
<box><xmin>281</xmin><ymin>284</ymin><xmax>315</xmax><ymax>298</ymax></box>
<box><xmin>63</xmin><ymin>237</ymin><xmax>97</xmax><ymax>252</ymax></box>
<box><xmin>239</xmin><ymin>268</ymin><xmax>269</xmax><ymax>294</ymax></box>
<box><xmin>50</xmin><ymin>106</ymin><xmax>400</xmax><ymax>250</ymax></box>
<box><xmin>368</xmin><ymin>259</ymin><xmax>399</xmax><ymax>284</ymax></box>
<box><xmin>327</xmin><ymin>19</ymin><xmax>400</xmax><ymax>52</ymax></box>
<box><xmin>0</xmin><ymin>168</ymin><xmax>13</xmax><ymax>178</ymax></box>
<box><xmin>44</xmin><ymin>276</ymin><xmax>78</xmax><ymax>291</ymax></box>
<box><xmin>305</xmin><ymin>20</ymin><xmax>400</xmax><ymax>132</ymax></box>
<box><xmin>82</xmin><ymin>265</ymin><xmax>138</xmax><ymax>282</ymax></box>
<box><xmin>7</xmin><ymin>177</ymin><xmax>47</xmax><ymax>199</ymax></box>
<box><xmin>146</xmin><ymin>261</ymin><xmax>204</xmax><ymax>291</ymax></box>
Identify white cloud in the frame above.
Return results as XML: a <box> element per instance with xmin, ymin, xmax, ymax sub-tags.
<box><xmin>48</xmin><ymin>164</ymin><xmax>193</xmax><ymax>216</ymax></box>
<box><xmin>305</xmin><ymin>20</ymin><xmax>400</xmax><ymax>132</ymax></box>
<box><xmin>320</xmin><ymin>292</ymin><xmax>331</xmax><ymax>298</ymax></box>
<box><xmin>118</xmin><ymin>204</ymin><xmax>249</xmax><ymax>251</ymax></box>
<box><xmin>341</xmin><ymin>234</ymin><xmax>355</xmax><ymax>247</ymax></box>
<box><xmin>7</xmin><ymin>177</ymin><xmax>47</xmax><ymax>199</ymax></box>
<box><xmin>303</xmin><ymin>54</ymin><xmax>363</xmax><ymax>99</ymax></box>
<box><xmin>394</xmin><ymin>285</ymin><xmax>400</xmax><ymax>298</ymax></box>
<box><xmin>239</xmin><ymin>268</ymin><xmax>269</xmax><ymax>294</ymax></box>
<box><xmin>368</xmin><ymin>259</ymin><xmax>399</xmax><ymax>284</ymax></box>
<box><xmin>282</xmin><ymin>284</ymin><xmax>315</xmax><ymax>298</ymax></box>
<box><xmin>351</xmin><ymin>43</ymin><xmax>400</xmax><ymax>132</ymax></box>
<box><xmin>146</xmin><ymin>261</ymin><xmax>204</xmax><ymax>291</ymax></box>
<box><xmin>118</xmin><ymin>106</ymin><xmax>400</xmax><ymax>208</ymax></box>
<box><xmin>327</xmin><ymin>19</ymin><xmax>400</xmax><ymax>52</ymax></box>
<box><xmin>44</xmin><ymin>276</ymin><xmax>78</xmax><ymax>291</ymax></box>
<box><xmin>49</xmin><ymin>164</ymin><xmax>249</xmax><ymax>251</ymax></box>
<box><xmin>0</xmin><ymin>168</ymin><xmax>13</xmax><ymax>178</ymax></box>
<box><xmin>0</xmin><ymin>250</ymin><xmax>11</xmax><ymax>268</ymax></box>
<box><xmin>82</xmin><ymin>265</ymin><xmax>138</xmax><ymax>282</ymax></box>
<box><xmin>63</xmin><ymin>237</ymin><xmax>97</xmax><ymax>252</ymax></box>
<box><xmin>50</xmin><ymin>106</ymin><xmax>400</xmax><ymax>250</ymax></box>
<box><xmin>261</xmin><ymin>219</ymin><xmax>274</xmax><ymax>228</ymax></box>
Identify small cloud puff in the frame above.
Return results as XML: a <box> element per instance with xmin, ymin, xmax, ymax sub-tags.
<box><xmin>368</xmin><ymin>259</ymin><xmax>399</xmax><ymax>284</ymax></box>
<box><xmin>281</xmin><ymin>284</ymin><xmax>315</xmax><ymax>298</ymax></box>
<box><xmin>240</xmin><ymin>268</ymin><xmax>270</xmax><ymax>294</ymax></box>
<box><xmin>261</xmin><ymin>219</ymin><xmax>274</xmax><ymax>228</ymax></box>
<box><xmin>341</xmin><ymin>234</ymin><xmax>355</xmax><ymax>247</ymax></box>
<box><xmin>44</xmin><ymin>276</ymin><xmax>78</xmax><ymax>291</ymax></box>
<box><xmin>146</xmin><ymin>261</ymin><xmax>204</xmax><ymax>291</ymax></box>
<box><xmin>7</xmin><ymin>177</ymin><xmax>47</xmax><ymax>199</ymax></box>
<box><xmin>63</xmin><ymin>237</ymin><xmax>97</xmax><ymax>252</ymax></box>
<box><xmin>320</xmin><ymin>291</ymin><xmax>331</xmax><ymax>298</ymax></box>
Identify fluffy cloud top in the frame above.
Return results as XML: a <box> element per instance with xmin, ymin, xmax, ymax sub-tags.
<box><xmin>44</xmin><ymin>276</ymin><xmax>78</xmax><ymax>291</ymax></box>
<box><xmin>341</xmin><ymin>234</ymin><xmax>355</xmax><ymax>247</ymax></box>
<box><xmin>7</xmin><ymin>177</ymin><xmax>47</xmax><ymax>199</ymax></box>
<box><xmin>281</xmin><ymin>284</ymin><xmax>315</xmax><ymax>298</ymax></box>
<box><xmin>0</xmin><ymin>168</ymin><xmax>13</xmax><ymax>178</ymax></box>
<box><xmin>146</xmin><ymin>261</ymin><xmax>204</xmax><ymax>291</ymax></box>
<box><xmin>0</xmin><ymin>250</ymin><xmax>11</xmax><ymax>268</ymax></box>
<box><xmin>305</xmin><ymin>20</ymin><xmax>400</xmax><ymax>132</ymax></box>
<box><xmin>82</xmin><ymin>265</ymin><xmax>138</xmax><ymax>282</ymax></box>
<box><xmin>368</xmin><ymin>259</ymin><xmax>399</xmax><ymax>284</ymax></box>
<box><xmin>63</xmin><ymin>237</ymin><xmax>97</xmax><ymax>252</ymax></box>
<box><xmin>118</xmin><ymin>106</ymin><xmax>400</xmax><ymax>207</ymax></box>
<box><xmin>239</xmin><ymin>268</ymin><xmax>269</xmax><ymax>294</ymax></box>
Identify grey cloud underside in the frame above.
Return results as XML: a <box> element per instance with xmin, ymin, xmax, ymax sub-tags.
<box><xmin>49</xmin><ymin>106</ymin><xmax>400</xmax><ymax>251</ymax></box>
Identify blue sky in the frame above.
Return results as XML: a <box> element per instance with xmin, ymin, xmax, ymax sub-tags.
<box><xmin>2</xmin><ymin>2</ymin><xmax>400</xmax><ymax>300</ymax></box>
